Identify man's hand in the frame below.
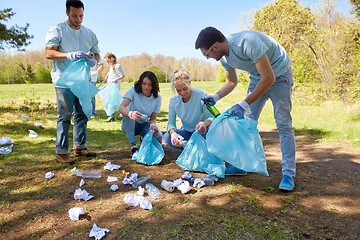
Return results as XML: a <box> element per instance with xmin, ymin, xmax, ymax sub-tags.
<box><xmin>229</xmin><ymin>100</ymin><xmax>250</xmax><ymax>117</ymax></box>
<box><xmin>195</xmin><ymin>122</ymin><xmax>207</xmax><ymax>134</ymax></box>
<box><xmin>150</xmin><ymin>124</ymin><xmax>159</xmax><ymax>136</ymax></box>
<box><xmin>86</xmin><ymin>58</ymin><xmax>97</xmax><ymax>67</ymax></box>
<box><xmin>66</xmin><ymin>51</ymin><xmax>87</xmax><ymax>61</ymax></box>
<box><xmin>203</xmin><ymin>93</ymin><xmax>220</xmax><ymax>105</ymax></box>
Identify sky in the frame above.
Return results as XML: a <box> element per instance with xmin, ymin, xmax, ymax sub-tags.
<box><xmin>1</xmin><ymin>0</ymin><xmax>354</xmax><ymax>61</ymax></box>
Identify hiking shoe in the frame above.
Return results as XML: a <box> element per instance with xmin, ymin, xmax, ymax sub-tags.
<box><xmin>106</xmin><ymin>116</ymin><xmax>115</xmax><ymax>122</ymax></box>
<box><xmin>130</xmin><ymin>146</ymin><xmax>139</xmax><ymax>156</ymax></box>
<box><xmin>74</xmin><ymin>148</ymin><xmax>97</xmax><ymax>157</ymax></box>
<box><xmin>225</xmin><ymin>165</ymin><xmax>247</xmax><ymax>176</ymax></box>
<box><xmin>279</xmin><ymin>175</ymin><xmax>295</xmax><ymax>191</ymax></box>
<box><xmin>56</xmin><ymin>154</ymin><xmax>75</xmax><ymax>163</ymax></box>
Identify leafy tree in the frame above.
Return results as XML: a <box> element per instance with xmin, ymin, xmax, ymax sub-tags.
<box><xmin>216</xmin><ymin>64</ymin><xmax>226</xmax><ymax>82</ymax></box>
<box><xmin>34</xmin><ymin>62</ymin><xmax>51</xmax><ymax>83</ymax></box>
<box><xmin>350</xmin><ymin>0</ymin><xmax>360</xmax><ymax>18</ymax></box>
<box><xmin>0</xmin><ymin>8</ymin><xmax>33</xmax><ymax>50</ymax></box>
<box><xmin>18</xmin><ymin>63</ymin><xmax>35</xmax><ymax>83</ymax></box>
<box><xmin>147</xmin><ymin>66</ymin><xmax>166</xmax><ymax>83</ymax></box>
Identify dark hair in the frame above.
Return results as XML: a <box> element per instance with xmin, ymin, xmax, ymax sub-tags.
<box><xmin>66</xmin><ymin>0</ymin><xmax>84</xmax><ymax>12</ymax></box>
<box><xmin>134</xmin><ymin>71</ymin><xmax>160</xmax><ymax>98</ymax></box>
<box><xmin>195</xmin><ymin>26</ymin><xmax>226</xmax><ymax>50</ymax></box>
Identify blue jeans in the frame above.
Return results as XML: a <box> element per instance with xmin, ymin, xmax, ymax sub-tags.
<box><xmin>55</xmin><ymin>87</ymin><xmax>88</xmax><ymax>154</ymax></box>
<box><xmin>121</xmin><ymin>116</ymin><xmax>152</xmax><ymax>144</ymax></box>
<box><xmin>244</xmin><ymin>69</ymin><xmax>296</xmax><ymax>177</ymax></box>
<box><xmin>91</xmin><ymin>82</ymin><xmax>96</xmax><ymax>116</ymax></box>
<box><xmin>162</xmin><ymin>129</ymin><xmax>207</xmax><ymax>149</ymax></box>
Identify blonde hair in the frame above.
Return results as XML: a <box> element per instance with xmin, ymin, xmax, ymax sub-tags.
<box><xmin>170</xmin><ymin>69</ymin><xmax>191</xmax><ymax>92</ymax></box>
<box><xmin>104</xmin><ymin>52</ymin><xmax>117</xmax><ymax>65</ymax></box>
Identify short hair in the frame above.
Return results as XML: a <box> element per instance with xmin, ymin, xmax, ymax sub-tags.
<box><xmin>170</xmin><ymin>69</ymin><xmax>191</xmax><ymax>93</ymax></box>
<box><xmin>66</xmin><ymin>0</ymin><xmax>84</xmax><ymax>12</ymax></box>
<box><xmin>104</xmin><ymin>52</ymin><xmax>117</xmax><ymax>65</ymax></box>
<box><xmin>195</xmin><ymin>26</ymin><xmax>226</xmax><ymax>50</ymax></box>
<box><xmin>134</xmin><ymin>71</ymin><xmax>160</xmax><ymax>98</ymax></box>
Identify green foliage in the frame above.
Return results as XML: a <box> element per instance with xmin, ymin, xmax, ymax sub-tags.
<box><xmin>18</xmin><ymin>63</ymin><xmax>35</xmax><ymax>84</ymax></box>
<box><xmin>350</xmin><ymin>0</ymin><xmax>360</xmax><ymax>18</ymax></box>
<box><xmin>147</xmin><ymin>66</ymin><xmax>166</xmax><ymax>83</ymax></box>
<box><xmin>0</xmin><ymin>8</ymin><xmax>33</xmax><ymax>50</ymax></box>
<box><xmin>216</xmin><ymin>64</ymin><xmax>226</xmax><ymax>82</ymax></box>
<box><xmin>34</xmin><ymin>62</ymin><xmax>52</xmax><ymax>83</ymax></box>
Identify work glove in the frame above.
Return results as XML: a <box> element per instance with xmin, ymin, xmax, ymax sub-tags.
<box><xmin>229</xmin><ymin>100</ymin><xmax>250</xmax><ymax>117</ymax></box>
<box><xmin>86</xmin><ymin>58</ymin><xmax>97</xmax><ymax>67</ymax></box>
<box><xmin>203</xmin><ymin>93</ymin><xmax>220</xmax><ymax>105</ymax></box>
<box><xmin>195</xmin><ymin>122</ymin><xmax>207</xmax><ymax>134</ymax></box>
<box><xmin>66</xmin><ymin>51</ymin><xmax>87</xmax><ymax>61</ymax></box>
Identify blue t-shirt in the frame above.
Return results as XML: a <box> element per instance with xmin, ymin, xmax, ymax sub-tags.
<box><xmin>167</xmin><ymin>88</ymin><xmax>214</xmax><ymax>133</ymax></box>
<box><xmin>46</xmin><ymin>21</ymin><xmax>100</xmax><ymax>84</ymax></box>
<box><xmin>123</xmin><ymin>86</ymin><xmax>162</xmax><ymax>123</ymax></box>
<box><xmin>220</xmin><ymin>30</ymin><xmax>291</xmax><ymax>80</ymax></box>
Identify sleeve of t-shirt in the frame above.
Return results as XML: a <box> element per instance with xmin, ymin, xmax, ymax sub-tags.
<box><xmin>220</xmin><ymin>59</ymin><xmax>231</xmax><ymax>70</ymax></box>
<box><xmin>167</xmin><ymin>98</ymin><xmax>177</xmax><ymax>132</ymax></box>
<box><xmin>46</xmin><ymin>26</ymin><xmax>61</xmax><ymax>47</ymax></box>
<box><xmin>242</xmin><ymin>35</ymin><xmax>268</xmax><ymax>63</ymax></box>
<box><xmin>115</xmin><ymin>64</ymin><xmax>125</xmax><ymax>76</ymax></box>
<box><xmin>123</xmin><ymin>87</ymin><xmax>135</xmax><ymax>101</ymax></box>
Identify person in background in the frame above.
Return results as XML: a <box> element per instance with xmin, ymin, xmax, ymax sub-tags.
<box><xmin>103</xmin><ymin>52</ymin><xmax>125</xmax><ymax>122</ymax></box>
<box><xmin>90</xmin><ymin>56</ymin><xmax>104</xmax><ymax>119</ymax></box>
<box><xmin>119</xmin><ymin>71</ymin><xmax>162</xmax><ymax>156</ymax></box>
<box><xmin>195</xmin><ymin>26</ymin><xmax>296</xmax><ymax>191</ymax></box>
<box><xmin>162</xmin><ymin>69</ymin><xmax>214</xmax><ymax>149</ymax></box>
<box><xmin>45</xmin><ymin>0</ymin><xmax>99</xmax><ymax>163</ymax></box>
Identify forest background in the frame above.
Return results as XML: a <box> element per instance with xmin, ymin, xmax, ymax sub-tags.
<box><xmin>0</xmin><ymin>0</ymin><xmax>359</xmax><ymax>103</ymax></box>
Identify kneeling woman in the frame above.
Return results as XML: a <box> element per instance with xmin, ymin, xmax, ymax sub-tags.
<box><xmin>119</xmin><ymin>71</ymin><xmax>162</xmax><ymax>156</ymax></box>
<box><xmin>163</xmin><ymin>69</ymin><xmax>214</xmax><ymax>149</ymax></box>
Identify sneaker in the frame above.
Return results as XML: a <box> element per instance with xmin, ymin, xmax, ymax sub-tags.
<box><xmin>56</xmin><ymin>154</ymin><xmax>75</xmax><ymax>163</ymax></box>
<box><xmin>116</xmin><ymin>114</ymin><xmax>123</xmax><ymax>120</ymax></box>
<box><xmin>90</xmin><ymin>115</ymin><xmax>95</xmax><ymax>119</ymax></box>
<box><xmin>130</xmin><ymin>146</ymin><xmax>139</xmax><ymax>156</ymax></box>
<box><xmin>106</xmin><ymin>116</ymin><xmax>115</xmax><ymax>122</ymax></box>
<box><xmin>74</xmin><ymin>148</ymin><xmax>97</xmax><ymax>157</ymax></box>
<box><xmin>279</xmin><ymin>175</ymin><xmax>295</xmax><ymax>191</ymax></box>
<box><xmin>225</xmin><ymin>165</ymin><xmax>247</xmax><ymax>176</ymax></box>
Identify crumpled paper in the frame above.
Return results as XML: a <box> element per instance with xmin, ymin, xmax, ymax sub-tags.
<box><xmin>107</xmin><ymin>176</ymin><xmax>119</xmax><ymax>182</ymax></box>
<box><xmin>68</xmin><ymin>207</ymin><xmax>85</xmax><ymax>221</ymax></box>
<box><xmin>34</xmin><ymin>122</ymin><xmax>43</xmax><ymax>127</ymax></box>
<box><xmin>137</xmin><ymin>186</ymin><xmax>144</xmax><ymax>196</ymax></box>
<box><xmin>28</xmin><ymin>130</ymin><xmax>38</xmax><ymax>138</ymax></box>
<box><xmin>104</xmin><ymin>162</ymin><xmax>121</xmax><ymax>171</ymax></box>
<box><xmin>45</xmin><ymin>172</ymin><xmax>54</xmax><ymax>179</ymax></box>
<box><xmin>193</xmin><ymin>178</ymin><xmax>205</xmax><ymax>188</ymax></box>
<box><xmin>122</xmin><ymin>173</ymin><xmax>138</xmax><ymax>185</ymax></box>
<box><xmin>178</xmin><ymin>181</ymin><xmax>192</xmax><ymax>194</ymax></box>
<box><xmin>79</xmin><ymin>179</ymin><xmax>85</xmax><ymax>187</ymax></box>
<box><xmin>74</xmin><ymin>188</ymin><xmax>93</xmax><ymax>201</ymax></box>
<box><xmin>0</xmin><ymin>137</ymin><xmax>14</xmax><ymax>145</ymax></box>
<box><xmin>0</xmin><ymin>144</ymin><xmax>13</xmax><ymax>155</ymax></box>
<box><xmin>173</xmin><ymin>178</ymin><xmax>183</xmax><ymax>188</ymax></box>
<box><xmin>182</xmin><ymin>171</ymin><xmax>192</xmax><ymax>180</ymax></box>
<box><xmin>110</xmin><ymin>184</ymin><xmax>119</xmax><ymax>191</ymax></box>
<box><xmin>123</xmin><ymin>194</ymin><xmax>152</xmax><ymax>210</ymax></box>
<box><xmin>89</xmin><ymin>223</ymin><xmax>110</xmax><ymax>240</ymax></box>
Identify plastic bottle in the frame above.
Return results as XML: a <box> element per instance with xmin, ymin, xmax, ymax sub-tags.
<box><xmin>203</xmin><ymin>175</ymin><xmax>218</xmax><ymax>186</ymax></box>
<box><xmin>202</xmin><ymin>98</ymin><xmax>221</xmax><ymax>118</ymax></box>
<box><xmin>181</xmin><ymin>140</ymin><xmax>188</xmax><ymax>148</ymax></box>
<box><xmin>81</xmin><ymin>170</ymin><xmax>102</xmax><ymax>178</ymax></box>
<box><xmin>131</xmin><ymin>175</ymin><xmax>151</xmax><ymax>188</ymax></box>
<box><xmin>139</xmin><ymin>114</ymin><xmax>150</xmax><ymax>122</ymax></box>
<box><xmin>145</xmin><ymin>183</ymin><xmax>161</xmax><ymax>199</ymax></box>
<box><xmin>161</xmin><ymin>180</ymin><xmax>175</xmax><ymax>192</ymax></box>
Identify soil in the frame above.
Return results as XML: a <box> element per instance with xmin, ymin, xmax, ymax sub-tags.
<box><xmin>1</xmin><ymin>124</ymin><xmax>359</xmax><ymax>239</ymax></box>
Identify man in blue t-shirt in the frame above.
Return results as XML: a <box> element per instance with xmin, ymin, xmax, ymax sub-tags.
<box><xmin>45</xmin><ymin>0</ymin><xmax>100</xmax><ymax>163</ymax></box>
<box><xmin>195</xmin><ymin>26</ymin><xmax>296</xmax><ymax>191</ymax></box>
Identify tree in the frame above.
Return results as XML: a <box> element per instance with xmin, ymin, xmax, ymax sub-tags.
<box><xmin>0</xmin><ymin>8</ymin><xmax>33</xmax><ymax>50</ymax></box>
<box><xmin>147</xmin><ymin>66</ymin><xmax>166</xmax><ymax>83</ymax></box>
<box><xmin>350</xmin><ymin>0</ymin><xmax>360</xmax><ymax>18</ymax></box>
<box><xmin>216</xmin><ymin>65</ymin><xmax>226</xmax><ymax>82</ymax></box>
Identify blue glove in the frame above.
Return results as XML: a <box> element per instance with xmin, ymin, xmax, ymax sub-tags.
<box><xmin>229</xmin><ymin>100</ymin><xmax>250</xmax><ymax>117</ymax></box>
<box><xmin>203</xmin><ymin>93</ymin><xmax>220</xmax><ymax>105</ymax></box>
<box><xmin>66</xmin><ymin>51</ymin><xmax>87</xmax><ymax>61</ymax></box>
<box><xmin>86</xmin><ymin>58</ymin><xmax>97</xmax><ymax>67</ymax></box>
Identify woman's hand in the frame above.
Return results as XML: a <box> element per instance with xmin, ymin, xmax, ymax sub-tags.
<box><xmin>170</xmin><ymin>131</ymin><xmax>183</xmax><ymax>147</ymax></box>
<box><xmin>150</xmin><ymin>124</ymin><xmax>159</xmax><ymax>136</ymax></box>
<box><xmin>128</xmin><ymin>111</ymin><xmax>141</xmax><ymax>121</ymax></box>
<box><xmin>195</xmin><ymin>121</ymin><xmax>207</xmax><ymax>134</ymax></box>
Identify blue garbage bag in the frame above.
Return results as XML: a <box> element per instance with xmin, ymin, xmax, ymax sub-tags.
<box><xmin>98</xmin><ymin>82</ymin><xmax>123</xmax><ymax>116</ymax></box>
<box><xmin>132</xmin><ymin>130</ymin><xmax>164</xmax><ymax>165</ymax></box>
<box><xmin>55</xmin><ymin>59</ymin><xmax>98</xmax><ymax>120</ymax></box>
<box><xmin>206</xmin><ymin>109</ymin><xmax>268</xmax><ymax>176</ymax></box>
<box><xmin>176</xmin><ymin>130</ymin><xmax>226</xmax><ymax>178</ymax></box>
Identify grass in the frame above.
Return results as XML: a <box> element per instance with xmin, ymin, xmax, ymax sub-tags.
<box><xmin>0</xmin><ymin>82</ymin><xmax>359</xmax><ymax>239</ymax></box>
